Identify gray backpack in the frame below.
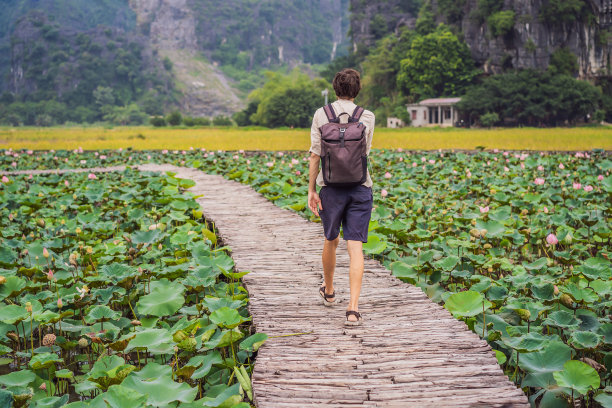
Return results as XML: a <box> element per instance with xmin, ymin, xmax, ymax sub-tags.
<box><xmin>319</xmin><ymin>103</ymin><xmax>367</xmax><ymax>187</ymax></box>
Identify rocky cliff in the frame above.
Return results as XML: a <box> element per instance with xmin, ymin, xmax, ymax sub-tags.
<box><xmin>349</xmin><ymin>0</ymin><xmax>611</xmax><ymax>79</ymax></box>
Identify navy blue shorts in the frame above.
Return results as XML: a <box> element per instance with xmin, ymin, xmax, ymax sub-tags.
<box><xmin>319</xmin><ymin>185</ymin><xmax>373</xmax><ymax>242</ymax></box>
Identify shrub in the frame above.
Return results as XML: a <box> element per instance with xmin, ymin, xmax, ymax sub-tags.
<box><xmin>166</xmin><ymin>111</ymin><xmax>182</xmax><ymax>126</ymax></box>
<box><xmin>183</xmin><ymin>116</ymin><xmax>195</xmax><ymax>126</ymax></box>
<box><xmin>193</xmin><ymin>117</ymin><xmax>211</xmax><ymax>126</ymax></box>
<box><xmin>488</xmin><ymin>10</ymin><xmax>515</xmax><ymax>37</ymax></box>
<box><xmin>480</xmin><ymin>112</ymin><xmax>499</xmax><ymax>128</ymax></box>
<box><xmin>212</xmin><ymin>116</ymin><xmax>233</xmax><ymax>126</ymax></box>
<box><xmin>150</xmin><ymin>116</ymin><xmax>166</xmax><ymax>127</ymax></box>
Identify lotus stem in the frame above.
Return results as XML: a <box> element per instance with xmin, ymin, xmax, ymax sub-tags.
<box><xmin>29</xmin><ymin>315</ymin><xmax>33</xmax><ymax>357</ymax></box>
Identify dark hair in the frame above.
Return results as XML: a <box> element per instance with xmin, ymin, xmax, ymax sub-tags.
<box><xmin>332</xmin><ymin>68</ymin><xmax>361</xmax><ymax>99</ymax></box>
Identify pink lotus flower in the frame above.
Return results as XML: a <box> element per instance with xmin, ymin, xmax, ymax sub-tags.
<box><xmin>493</xmin><ymin>157</ymin><xmax>498</xmax><ymax>161</ymax></box>
<box><xmin>88</xmin><ymin>173</ymin><xmax>97</xmax><ymax>180</ymax></box>
<box><xmin>558</xmin><ymin>163</ymin><xmax>564</xmax><ymax>169</ymax></box>
<box><xmin>239</xmin><ymin>149</ymin><xmax>244</xmax><ymax>153</ymax></box>
<box><xmin>573</xmin><ymin>182</ymin><xmax>581</xmax><ymax>189</ymax></box>
<box><xmin>1</xmin><ymin>176</ymin><xmax>9</xmax><ymax>183</ymax></box>
<box><xmin>266</xmin><ymin>162</ymin><xmax>274</xmax><ymax>167</ymax></box>
<box><xmin>201</xmin><ymin>148</ymin><xmax>206</xmax><ymax>152</ymax></box>
<box><xmin>147</xmin><ymin>155</ymin><xmax>151</xmax><ymax>160</ymax></box>
<box><xmin>47</xmin><ymin>269</ymin><xmax>53</xmax><ymax>280</ymax></box>
<box><xmin>452</xmin><ymin>170</ymin><xmax>457</xmax><ymax>174</ymax></box>
<box><xmin>537</xmin><ymin>165</ymin><xmax>544</xmax><ymax>171</ymax></box>
<box><xmin>80</xmin><ymin>160</ymin><xmax>86</xmax><ymax>165</ymax></box>
<box><xmin>399</xmin><ymin>157</ymin><xmax>403</xmax><ymax>162</ymax></box>
<box><xmin>189</xmin><ymin>146</ymin><xmax>194</xmax><ymax>150</ymax></box>
<box><xmin>11</xmin><ymin>161</ymin><xmax>16</xmax><ymax>167</ymax></box>
<box><xmin>99</xmin><ymin>155</ymin><xmax>106</xmax><ymax>160</ymax></box>
<box><xmin>384</xmin><ymin>172</ymin><xmax>392</xmax><ymax>179</ymax></box>
<box><xmin>504</xmin><ymin>166</ymin><xmax>509</xmax><ymax>172</ymax></box>
<box><xmin>534</xmin><ymin>178</ymin><xmax>545</xmax><ymax>185</ymax></box>
<box><xmin>43</xmin><ymin>248</ymin><xmax>49</xmax><ymax>258</ymax></box>
<box><xmin>397</xmin><ymin>148</ymin><xmax>403</xmax><ymax>152</ymax></box>
<box><xmin>428</xmin><ymin>159</ymin><xmax>435</xmax><ymax>164</ymax></box>
<box><xmin>493</xmin><ymin>148</ymin><xmax>499</xmax><ymax>153</ymax></box>
<box><xmin>162</xmin><ymin>149</ymin><xmax>168</xmax><ymax>154</ymax></box>
<box><xmin>546</xmin><ymin>233</ymin><xmax>558</xmax><ymax>245</ymax></box>
<box><xmin>181</xmin><ymin>150</ymin><xmax>186</xmax><ymax>155</ymax></box>
<box><xmin>503</xmin><ymin>151</ymin><xmax>509</xmax><ymax>157</ymax></box>
<box><xmin>583</xmin><ymin>185</ymin><xmax>593</xmax><ymax>192</ymax></box>
<box><xmin>421</xmin><ymin>157</ymin><xmax>426</xmax><ymax>162</ymax></box>
<box><xmin>233</xmin><ymin>155</ymin><xmax>239</xmax><ymax>160</ymax></box>
<box><xmin>520</xmin><ymin>162</ymin><xmax>525</xmax><ymax>169</ymax></box>
<box><xmin>412</xmin><ymin>162</ymin><xmax>417</xmax><ymax>167</ymax></box>
<box><xmin>479</xmin><ymin>206</ymin><xmax>489</xmax><ymax>213</ymax></box>
<box><xmin>598</xmin><ymin>174</ymin><xmax>604</xmax><ymax>181</ymax></box>
<box><xmin>543</xmin><ymin>206</ymin><xmax>549</xmax><ymax>214</ymax></box>
<box><xmin>27</xmin><ymin>150</ymin><xmax>33</xmax><ymax>155</ymax></box>
<box><xmin>246</xmin><ymin>160</ymin><xmax>251</xmax><ymax>165</ymax></box>
<box><xmin>292</xmin><ymin>159</ymin><xmax>299</xmax><ymax>165</ymax></box>
<box><xmin>381</xmin><ymin>189</ymin><xmax>388</xmax><ymax>198</ymax></box>
<box><xmin>118</xmin><ymin>147</ymin><xmax>123</xmax><ymax>152</ymax></box>
<box><xmin>466</xmin><ymin>170</ymin><xmax>472</xmax><ymax>178</ymax></box>
<box><xmin>213</xmin><ymin>159</ymin><xmax>216</xmax><ymax>164</ymax></box>
<box><xmin>295</xmin><ymin>170</ymin><xmax>301</xmax><ymax>175</ymax></box>
<box><xmin>39</xmin><ymin>383</ymin><xmax>46</xmax><ymax>391</ymax></box>
<box><xmin>28</xmin><ymin>174</ymin><xmax>32</xmax><ymax>180</ymax></box>
<box><xmin>204</xmin><ymin>153</ymin><xmax>208</xmax><ymax>158</ymax></box>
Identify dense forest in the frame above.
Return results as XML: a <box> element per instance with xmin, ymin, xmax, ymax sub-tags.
<box><xmin>0</xmin><ymin>0</ymin><xmax>610</xmax><ymax>127</ymax></box>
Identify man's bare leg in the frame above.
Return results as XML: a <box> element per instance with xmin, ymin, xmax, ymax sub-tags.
<box><xmin>346</xmin><ymin>240</ymin><xmax>364</xmax><ymax>321</ymax></box>
<box><xmin>322</xmin><ymin>237</ymin><xmax>339</xmax><ymax>300</ymax></box>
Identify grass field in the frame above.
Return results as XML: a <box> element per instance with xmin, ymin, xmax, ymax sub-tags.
<box><xmin>0</xmin><ymin>125</ymin><xmax>611</xmax><ymax>151</ymax></box>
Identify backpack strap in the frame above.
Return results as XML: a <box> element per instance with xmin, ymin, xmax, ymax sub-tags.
<box><xmin>323</xmin><ymin>103</ymin><xmax>338</xmax><ymax>123</ymax></box>
<box><xmin>350</xmin><ymin>105</ymin><xmax>364</xmax><ymax>122</ymax></box>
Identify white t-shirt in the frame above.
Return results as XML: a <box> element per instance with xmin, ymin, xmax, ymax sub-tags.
<box><xmin>309</xmin><ymin>98</ymin><xmax>375</xmax><ymax>187</ymax></box>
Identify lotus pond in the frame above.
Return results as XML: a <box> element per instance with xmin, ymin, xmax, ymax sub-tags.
<box><xmin>0</xmin><ymin>167</ymin><xmax>264</xmax><ymax>407</ymax></box>
<box><xmin>1</xmin><ymin>147</ymin><xmax>612</xmax><ymax>407</ymax></box>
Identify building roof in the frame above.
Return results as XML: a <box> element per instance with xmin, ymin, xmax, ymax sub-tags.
<box><xmin>418</xmin><ymin>97</ymin><xmax>461</xmax><ymax>106</ymax></box>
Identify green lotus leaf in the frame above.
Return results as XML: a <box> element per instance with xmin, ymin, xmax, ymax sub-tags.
<box><xmin>183</xmin><ymin>266</ymin><xmax>218</xmax><ymax>288</ymax></box>
<box><xmin>562</xmin><ymin>283</ymin><xmax>599</xmax><ymax>303</ymax></box>
<box><xmin>122</xmin><ymin>363</ymin><xmax>198</xmax><ymax>407</ymax></box>
<box><xmin>0</xmin><ymin>276</ymin><xmax>27</xmax><ymax>300</ymax></box>
<box><xmin>433</xmin><ymin>255</ymin><xmax>459</xmax><ymax>272</ymax></box>
<box><xmin>30</xmin><ymin>395</ymin><xmax>69</xmax><ymax>408</ymax></box>
<box><xmin>99</xmin><ymin>263</ymin><xmax>138</xmax><ymax>285</ymax></box>
<box><xmin>0</xmin><ymin>369</ymin><xmax>36</xmax><ymax>387</ymax></box>
<box><xmin>204</xmin><ymin>328</ymin><xmax>244</xmax><ymax>349</ymax></box>
<box><xmin>0</xmin><ymin>304</ymin><xmax>28</xmax><ymax>324</ymax></box>
<box><xmin>523</xmin><ymin>257</ymin><xmax>548</xmax><ymax>271</ymax></box>
<box><xmin>475</xmin><ymin>219</ymin><xmax>505</xmax><ymax>238</ymax></box>
<box><xmin>390</xmin><ymin>261</ymin><xmax>418</xmax><ymax>282</ymax></box>
<box><xmin>101</xmin><ymin>385</ymin><xmax>148</xmax><ymax>408</ymax></box>
<box><xmin>553</xmin><ymin>360</ymin><xmax>600</xmax><ymax>395</ymax></box>
<box><xmin>191</xmin><ymin>351</ymin><xmax>223</xmax><ymax>380</ymax></box>
<box><xmin>210</xmin><ymin>307</ymin><xmax>250</xmax><ymax>329</ymax></box>
<box><xmin>543</xmin><ymin>311</ymin><xmax>580</xmax><ymax>329</ymax></box>
<box><xmin>136</xmin><ymin>278</ymin><xmax>185</xmax><ymax>317</ymax></box>
<box><xmin>88</xmin><ymin>355</ymin><xmax>125</xmax><ymax>381</ymax></box>
<box><xmin>518</xmin><ymin>341</ymin><xmax>572</xmax><ymax>373</ymax></box>
<box><xmin>502</xmin><ymin>332</ymin><xmax>551</xmax><ymax>353</ymax></box>
<box><xmin>363</xmin><ymin>235</ymin><xmax>387</xmax><ymax>255</ymax></box>
<box><xmin>213</xmin><ymin>254</ymin><xmax>235</xmax><ymax>272</ymax></box>
<box><xmin>530</xmin><ymin>283</ymin><xmax>555</xmax><ymax>301</ymax></box>
<box><xmin>239</xmin><ymin>332</ymin><xmax>268</xmax><ymax>352</ymax></box>
<box><xmin>54</xmin><ymin>369</ymin><xmax>74</xmax><ymax>379</ymax></box>
<box><xmin>568</xmin><ymin>331</ymin><xmax>603</xmax><ymax>349</ymax></box>
<box><xmin>85</xmin><ymin>305</ymin><xmax>121</xmax><ymax>324</ymax></box>
<box><xmin>200</xmin><ymin>383</ymin><xmax>242</xmax><ymax>407</ymax></box>
<box><xmin>130</xmin><ymin>229</ymin><xmax>161</xmax><ymax>245</ymax></box>
<box><xmin>201</xmin><ymin>297</ymin><xmax>245</xmax><ymax>313</ymax></box>
<box><xmin>0</xmin><ymin>246</ymin><xmax>17</xmax><ymax>267</ymax></box>
<box><xmin>28</xmin><ymin>352</ymin><xmax>63</xmax><ymax>370</ymax></box>
<box><xmin>0</xmin><ymin>389</ymin><xmax>11</xmax><ymax>408</ymax></box>
<box><xmin>486</xmin><ymin>285</ymin><xmax>508</xmax><ymax>301</ymax></box>
<box><xmin>494</xmin><ymin>350</ymin><xmax>507</xmax><ymax>365</ymax></box>
<box><xmin>444</xmin><ymin>290</ymin><xmax>492</xmax><ymax>318</ymax></box>
<box><xmin>122</xmin><ymin>328</ymin><xmax>173</xmax><ymax>354</ymax></box>
<box><xmin>594</xmin><ymin>392</ymin><xmax>612</xmax><ymax>408</ymax></box>
<box><xmin>598</xmin><ymin>323</ymin><xmax>612</xmax><ymax>344</ymax></box>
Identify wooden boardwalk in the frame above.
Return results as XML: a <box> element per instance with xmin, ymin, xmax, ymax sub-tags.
<box><xmin>3</xmin><ymin>164</ymin><xmax>529</xmax><ymax>407</ymax></box>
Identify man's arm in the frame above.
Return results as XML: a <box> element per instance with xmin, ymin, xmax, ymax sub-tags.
<box><xmin>308</xmin><ymin>152</ymin><xmax>322</xmax><ymax>217</ymax></box>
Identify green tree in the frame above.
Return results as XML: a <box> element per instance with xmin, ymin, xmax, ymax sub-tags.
<box><xmin>488</xmin><ymin>10</ymin><xmax>515</xmax><ymax>37</ymax></box>
<box><xmin>265</xmin><ymin>86</ymin><xmax>321</xmax><ymax>128</ymax></box>
<box><xmin>166</xmin><ymin>111</ymin><xmax>182</xmax><ymax>126</ymax></box>
<box><xmin>540</xmin><ymin>0</ymin><xmax>586</xmax><ymax>25</ymax></box>
<box><xmin>397</xmin><ymin>25</ymin><xmax>478</xmax><ymax>100</ymax></box>
<box><xmin>549</xmin><ymin>48</ymin><xmax>579</xmax><ymax>76</ymax></box>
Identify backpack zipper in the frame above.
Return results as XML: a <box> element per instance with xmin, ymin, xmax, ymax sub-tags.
<box><xmin>327</xmin><ymin>152</ymin><xmax>331</xmax><ymax>181</ymax></box>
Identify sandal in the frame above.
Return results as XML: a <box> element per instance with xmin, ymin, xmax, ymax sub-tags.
<box><xmin>319</xmin><ymin>285</ymin><xmax>335</xmax><ymax>307</ymax></box>
<box><xmin>345</xmin><ymin>310</ymin><xmax>363</xmax><ymax>326</ymax></box>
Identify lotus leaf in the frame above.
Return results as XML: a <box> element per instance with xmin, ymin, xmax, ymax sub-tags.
<box><xmin>568</xmin><ymin>331</ymin><xmax>603</xmax><ymax>349</ymax></box>
<box><xmin>0</xmin><ymin>276</ymin><xmax>27</xmax><ymax>300</ymax></box>
<box><xmin>101</xmin><ymin>385</ymin><xmax>148</xmax><ymax>408</ymax></box>
<box><xmin>444</xmin><ymin>291</ymin><xmax>492</xmax><ymax>318</ymax></box>
<box><xmin>0</xmin><ymin>247</ymin><xmax>17</xmax><ymax>267</ymax></box>
<box><xmin>0</xmin><ymin>304</ymin><xmax>28</xmax><ymax>324</ymax></box>
<box><xmin>530</xmin><ymin>283</ymin><xmax>555</xmax><ymax>301</ymax></box>
<box><xmin>0</xmin><ymin>370</ymin><xmax>35</xmax><ymax>387</ymax></box>
<box><xmin>502</xmin><ymin>332</ymin><xmax>552</xmax><ymax>353</ymax></box>
<box><xmin>543</xmin><ymin>311</ymin><xmax>580</xmax><ymax>329</ymax></box>
<box><xmin>210</xmin><ymin>307</ymin><xmax>250</xmax><ymax>329</ymax></box>
<box><xmin>30</xmin><ymin>395</ymin><xmax>69</xmax><ymax>408</ymax></box>
<box><xmin>85</xmin><ymin>305</ymin><xmax>121</xmax><ymax>324</ymax></box>
<box><xmin>433</xmin><ymin>256</ymin><xmax>459</xmax><ymax>272</ymax></box>
<box><xmin>562</xmin><ymin>283</ymin><xmax>598</xmax><ymax>303</ymax></box>
<box><xmin>518</xmin><ymin>341</ymin><xmax>572</xmax><ymax>373</ymax></box>
<box><xmin>363</xmin><ymin>235</ymin><xmax>387</xmax><ymax>255</ymax></box>
<box><xmin>191</xmin><ymin>351</ymin><xmax>223</xmax><ymax>380</ymax></box>
<box><xmin>205</xmin><ymin>328</ymin><xmax>244</xmax><ymax>349</ymax></box>
<box><xmin>122</xmin><ymin>328</ymin><xmax>173</xmax><ymax>354</ymax></box>
<box><xmin>28</xmin><ymin>352</ymin><xmax>62</xmax><ymax>370</ymax></box>
<box><xmin>240</xmin><ymin>332</ymin><xmax>268</xmax><ymax>352</ymax></box>
<box><xmin>553</xmin><ymin>360</ymin><xmax>600</xmax><ymax>395</ymax></box>
<box><xmin>202</xmin><ymin>297</ymin><xmax>245</xmax><ymax>313</ymax></box>
<box><xmin>594</xmin><ymin>393</ymin><xmax>612</xmax><ymax>408</ymax></box>
<box><xmin>122</xmin><ymin>363</ymin><xmax>198</xmax><ymax>407</ymax></box>
<box><xmin>200</xmin><ymin>383</ymin><xmax>242</xmax><ymax>407</ymax></box>
<box><xmin>130</xmin><ymin>229</ymin><xmax>161</xmax><ymax>245</ymax></box>
<box><xmin>523</xmin><ymin>258</ymin><xmax>548</xmax><ymax>271</ymax></box>
<box><xmin>136</xmin><ymin>278</ymin><xmax>185</xmax><ymax>317</ymax></box>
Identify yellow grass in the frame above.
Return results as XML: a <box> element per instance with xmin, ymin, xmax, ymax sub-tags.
<box><xmin>0</xmin><ymin>126</ymin><xmax>610</xmax><ymax>151</ymax></box>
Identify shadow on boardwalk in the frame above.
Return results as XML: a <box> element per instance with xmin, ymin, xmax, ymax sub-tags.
<box><xmin>3</xmin><ymin>164</ymin><xmax>529</xmax><ymax>408</ymax></box>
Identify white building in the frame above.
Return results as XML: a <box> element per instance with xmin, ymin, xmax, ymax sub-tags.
<box><xmin>387</xmin><ymin>117</ymin><xmax>405</xmax><ymax>128</ymax></box>
<box><xmin>406</xmin><ymin>97</ymin><xmax>461</xmax><ymax>127</ymax></box>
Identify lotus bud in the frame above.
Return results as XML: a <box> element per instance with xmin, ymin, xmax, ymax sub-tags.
<box><xmin>173</xmin><ymin>346</ymin><xmax>179</xmax><ymax>353</ymax></box>
<box><xmin>563</xmin><ymin>232</ymin><xmax>573</xmax><ymax>244</ymax></box>
<box><xmin>131</xmin><ymin>320</ymin><xmax>141</xmax><ymax>326</ymax></box>
<box><xmin>47</xmin><ymin>269</ymin><xmax>54</xmax><ymax>280</ymax></box>
<box><xmin>39</xmin><ymin>383</ymin><xmax>46</xmax><ymax>391</ymax></box>
<box><xmin>441</xmin><ymin>210</ymin><xmax>447</xmax><ymax>215</ymax></box>
<box><xmin>560</xmin><ymin>293</ymin><xmax>574</xmax><ymax>308</ymax></box>
<box><xmin>487</xmin><ymin>267</ymin><xmax>493</xmax><ymax>273</ymax></box>
<box><xmin>42</xmin><ymin>333</ymin><xmax>56</xmax><ymax>347</ymax></box>
<box><xmin>86</xmin><ymin>246</ymin><xmax>93</xmax><ymax>254</ymax></box>
<box><xmin>158</xmin><ymin>243</ymin><xmax>162</xmax><ymax>250</ymax></box>
<box><xmin>43</xmin><ymin>248</ymin><xmax>49</xmax><ymax>258</ymax></box>
<box><xmin>73</xmin><ymin>194</ymin><xmax>77</xmax><ymax>200</ymax></box>
<box><xmin>483</xmin><ymin>243</ymin><xmax>492</xmax><ymax>249</ymax></box>
<box><xmin>78</xmin><ymin>338</ymin><xmax>89</xmax><ymax>348</ymax></box>
<box><xmin>479</xmin><ymin>229</ymin><xmax>487</xmax><ymax>237</ymax></box>
<box><xmin>75</xmin><ymin>227</ymin><xmax>81</xmax><ymax>234</ymax></box>
<box><xmin>553</xmin><ymin>285</ymin><xmax>559</xmax><ymax>295</ymax></box>
<box><xmin>57</xmin><ymin>298</ymin><xmax>62</xmax><ymax>309</ymax></box>
<box><xmin>0</xmin><ymin>276</ymin><xmax>5</xmax><ymax>285</ymax></box>
<box><xmin>37</xmin><ymin>218</ymin><xmax>45</xmax><ymax>228</ymax></box>
<box><xmin>25</xmin><ymin>302</ymin><xmax>32</xmax><ymax>313</ymax></box>
<box><xmin>60</xmin><ymin>219</ymin><xmax>65</xmax><ymax>225</ymax></box>
<box><xmin>516</xmin><ymin>309</ymin><xmax>531</xmax><ymax>321</ymax></box>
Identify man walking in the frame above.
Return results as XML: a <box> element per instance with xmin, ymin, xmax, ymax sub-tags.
<box><xmin>307</xmin><ymin>68</ymin><xmax>375</xmax><ymax>326</ymax></box>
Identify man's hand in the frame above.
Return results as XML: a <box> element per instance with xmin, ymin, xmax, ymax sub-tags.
<box><xmin>308</xmin><ymin>190</ymin><xmax>323</xmax><ymax>217</ymax></box>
